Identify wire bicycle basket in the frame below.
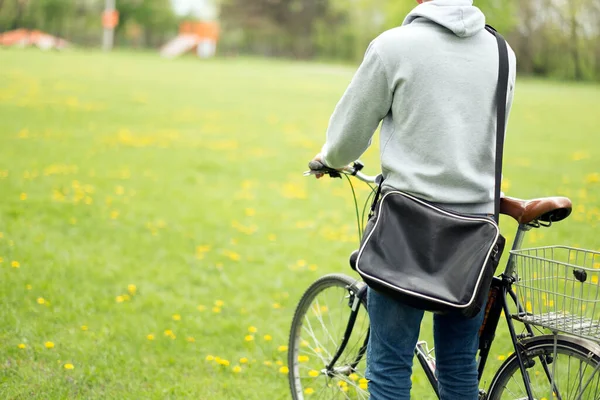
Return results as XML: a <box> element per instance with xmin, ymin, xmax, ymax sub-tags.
<box><xmin>511</xmin><ymin>246</ymin><xmax>600</xmax><ymax>341</ymax></box>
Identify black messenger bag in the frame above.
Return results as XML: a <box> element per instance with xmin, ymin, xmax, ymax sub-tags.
<box><xmin>355</xmin><ymin>27</ymin><xmax>509</xmax><ymax>319</ymax></box>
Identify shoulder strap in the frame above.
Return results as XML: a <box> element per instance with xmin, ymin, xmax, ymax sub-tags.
<box><xmin>486</xmin><ymin>25</ymin><xmax>509</xmax><ymax>224</ymax></box>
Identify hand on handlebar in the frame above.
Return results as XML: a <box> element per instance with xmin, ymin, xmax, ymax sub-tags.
<box><xmin>309</xmin><ymin>154</ymin><xmax>327</xmax><ymax>179</ymax></box>
<box><xmin>308</xmin><ymin>153</ymin><xmax>354</xmax><ymax>179</ymax></box>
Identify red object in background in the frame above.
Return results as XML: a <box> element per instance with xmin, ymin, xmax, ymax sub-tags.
<box><xmin>102</xmin><ymin>10</ymin><xmax>119</xmax><ymax>29</ymax></box>
<box><xmin>179</xmin><ymin>22</ymin><xmax>220</xmax><ymax>41</ymax></box>
<box><xmin>0</xmin><ymin>29</ymin><xmax>69</xmax><ymax>49</ymax></box>
<box><xmin>0</xmin><ymin>28</ymin><xmax>29</xmax><ymax>46</ymax></box>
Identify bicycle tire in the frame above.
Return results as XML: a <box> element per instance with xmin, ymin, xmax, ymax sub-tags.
<box><xmin>288</xmin><ymin>274</ymin><xmax>370</xmax><ymax>399</ymax></box>
<box><xmin>487</xmin><ymin>334</ymin><xmax>600</xmax><ymax>400</ymax></box>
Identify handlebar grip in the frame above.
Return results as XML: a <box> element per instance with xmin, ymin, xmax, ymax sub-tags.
<box><xmin>308</xmin><ymin>160</ymin><xmax>326</xmax><ymax>171</ymax></box>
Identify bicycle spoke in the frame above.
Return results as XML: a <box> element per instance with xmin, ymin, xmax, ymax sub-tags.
<box><xmin>491</xmin><ymin>342</ymin><xmax>600</xmax><ymax>400</ymax></box>
<box><xmin>303</xmin><ymin>314</ymin><xmax>334</xmax><ymax>362</ymax></box>
<box><xmin>314</xmin><ymin>298</ymin><xmax>339</xmax><ymax>350</ymax></box>
<box><xmin>289</xmin><ymin>275</ymin><xmax>369</xmax><ymax>400</ymax></box>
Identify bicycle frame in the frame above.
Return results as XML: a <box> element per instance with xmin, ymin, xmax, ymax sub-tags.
<box><xmin>308</xmin><ymin>163</ymin><xmax>567</xmax><ymax>400</ymax></box>
<box><xmin>328</xmin><ymin>223</ymin><xmax>550</xmax><ymax>399</ymax></box>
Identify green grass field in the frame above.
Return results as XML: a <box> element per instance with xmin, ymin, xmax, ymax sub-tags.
<box><xmin>0</xmin><ymin>48</ymin><xmax>599</xmax><ymax>399</ymax></box>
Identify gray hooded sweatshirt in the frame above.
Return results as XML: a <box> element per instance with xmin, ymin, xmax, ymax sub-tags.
<box><xmin>321</xmin><ymin>0</ymin><xmax>517</xmax><ymax>214</ymax></box>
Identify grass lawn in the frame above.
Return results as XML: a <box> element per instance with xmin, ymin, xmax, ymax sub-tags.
<box><xmin>0</xmin><ymin>48</ymin><xmax>599</xmax><ymax>399</ymax></box>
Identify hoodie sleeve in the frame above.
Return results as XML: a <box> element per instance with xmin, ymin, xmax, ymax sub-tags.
<box><xmin>321</xmin><ymin>42</ymin><xmax>393</xmax><ymax>168</ymax></box>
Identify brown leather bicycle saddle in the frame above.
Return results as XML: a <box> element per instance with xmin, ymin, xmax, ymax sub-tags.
<box><xmin>500</xmin><ymin>196</ymin><xmax>573</xmax><ymax>224</ymax></box>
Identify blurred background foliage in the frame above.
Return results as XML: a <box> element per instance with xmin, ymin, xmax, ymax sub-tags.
<box><xmin>0</xmin><ymin>0</ymin><xmax>599</xmax><ymax>81</ymax></box>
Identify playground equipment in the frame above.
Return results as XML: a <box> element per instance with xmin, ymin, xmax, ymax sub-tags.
<box><xmin>0</xmin><ymin>29</ymin><xmax>69</xmax><ymax>50</ymax></box>
<box><xmin>160</xmin><ymin>21</ymin><xmax>220</xmax><ymax>59</ymax></box>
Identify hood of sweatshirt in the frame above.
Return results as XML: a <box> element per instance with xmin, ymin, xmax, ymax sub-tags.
<box><xmin>402</xmin><ymin>0</ymin><xmax>486</xmax><ymax>38</ymax></box>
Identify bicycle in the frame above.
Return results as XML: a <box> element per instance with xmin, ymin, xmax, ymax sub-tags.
<box><xmin>287</xmin><ymin>160</ymin><xmax>600</xmax><ymax>400</ymax></box>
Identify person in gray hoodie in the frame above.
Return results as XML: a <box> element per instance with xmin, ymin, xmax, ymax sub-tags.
<box><xmin>310</xmin><ymin>0</ymin><xmax>516</xmax><ymax>399</ymax></box>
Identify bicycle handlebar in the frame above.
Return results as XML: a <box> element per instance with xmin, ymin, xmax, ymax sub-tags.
<box><xmin>304</xmin><ymin>160</ymin><xmax>378</xmax><ymax>184</ymax></box>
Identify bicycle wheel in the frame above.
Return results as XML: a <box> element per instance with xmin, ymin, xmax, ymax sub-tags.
<box><xmin>288</xmin><ymin>274</ymin><xmax>370</xmax><ymax>399</ymax></box>
<box><xmin>487</xmin><ymin>335</ymin><xmax>600</xmax><ymax>400</ymax></box>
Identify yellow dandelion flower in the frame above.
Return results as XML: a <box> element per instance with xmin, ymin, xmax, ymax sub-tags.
<box><xmin>128</xmin><ymin>284</ymin><xmax>136</xmax><ymax>295</ymax></box>
<box><xmin>186</xmin><ymin>337</ymin><xmax>195</xmax><ymax>343</ymax></box>
<box><xmin>20</xmin><ymin>193</ymin><xmax>27</xmax><ymax>201</ymax></box>
<box><xmin>300</xmin><ymin>340</ymin><xmax>309</xmax><ymax>347</ymax></box>
<box><xmin>276</xmin><ymin>360</ymin><xmax>283</xmax><ymax>366</ymax></box>
<box><xmin>245</xmin><ymin>208</ymin><xmax>256</xmax><ymax>216</ymax></box>
<box><xmin>37</xmin><ymin>297</ymin><xmax>45</xmax><ymax>305</ymax></box>
<box><xmin>572</xmin><ymin>151</ymin><xmax>590</xmax><ymax>161</ymax></box>
<box><xmin>212</xmin><ymin>306</ymin><xmax>221</xmax><ymax>313</ymax></box>
<box><xmin>240</xmin><ymin>357</ymin><xmax>249</xmax><ymax>364</ymax></box>
<box><xmin>215</xmin><ymin>300</ymin><xmax>225</xmax><ymax>307</ymax></box>
<box><xmin>244</xmin><ymin>335</ymin><xmax>254</xmax><ymax>342</ymax></box>
<box><xmin>263</xmin><ymin>334</ymin><xmax>272</xmax><ymax>341</ymax></box>
<box><xmin>264</xmin><ymin>361</ymin><xmax>272</xmax><ymax>366</ymax></box>
<box><xmin>359</xmin><ymin>380</ymin><xmax>369</xmax><ymax>390</ymax></box>
<box><xmin>338</xmin><ymin>381</ymin><xmax>348</xmax><ymax>387</ymax></box>
<box><xmin>248</xmin><ymin>326</ymin><xmax>257</xmax><ymax>333</ymax></box>
<box><xmin>308</xmin><ymin>264</ymin><xmax>318</xmax><ymax>271</ymax></box>
<box><xmin>110</xmin><ymin>210</ymin><xmax>119</xmax><ymax>220</ymax></box>
<box><xmin>115</xmin><ymin>295</ymin><xmax>124</xmax><ymax>303</ymax></box>
<box><xmin>64</xmin><ymin>363</ymin><xmax>74</xmax><ymax>370</ymax></box>
<box><xmin>115</xmin><ymin>186</ymin><xmax>125</xmax><ymax>195</ymax></box>
<box><xmin>586</xmin><ymin>173</ymin><xmax>600</xmax><ymax>184</ymax></box>
<box><xmin>278</xmin><ymin>345</ymin><xmax>288</xmax><ymax>352</ymax></box>
<box><xmin>304</xmin><ymin>388</ymin><xmax>315</xmax><ymax>395</ymax></box>
<box><xmin>84</xmin><ymin>196</ymin><xmax>93</xmax><ymax>205</ymax></box>
<box><xmin>349</xmin><ymin>373</ymin><xmax>359</xmax><ymax>381</ymax></box>
<box><xmin>279</xmin><ymin>366</ymin><xmax>289</xmax><ymax>374</ymax></box>
<box><xmin>81</xmin><ymin>325</ymin><xmax>88</xmax><ymax>331</ymax></box>
<box><xmin>298</xmin><ymin>355</ymin><xmax>309</xmax><ymax>363</ymax></box>
<box><xmin>224</xmin><ymin>250</ymin><xmax>241</xmax><ymax>261</ymax></box>
<box><xmin>272</xmin><ymin>302</ymin><xmax>282</xmax><ymax>309</ymax></box>
<box><xmin>314</xmin><ymin>347</ymin><xmax>322</xmax><ymax>353</ymax></box>
<box><xmin>0</xmin><ymin>232</ymin><xmax>3</xmax><ymax>238</ymax></box>
<box><xmin>205</xmin><ymin>355</ymin><xmax>214</xmax><ymax>361</ymax></box>
<box><xmin>232</xmin><ymin>365</ymin><xmax>242</xmax><ymax>373</ymax></box>
<box><xmin>497</xmin><ymin>355</ymin><xmax>506</xmax><ymax>361</ymax></box>
<box><xmin>17</xmin><ymin>343</ymin><xmax>26</xmax><ymax>349</ymax></box>
<box><xmin>0</xmin><ymin>257</ymin><xmax>3</xmax><ymax>263</ymax></box>
<box><xmin>45</xmin><ymin>341</ymin><xmax>55</xmax><ymax>349</ymax></box>
<box><xmin>297</xmin><ymin>260</ymin><xmax>307</xmax><ymax>267</ymax></box>
<box><xmin>592</xmin><ymin>276</ymin><xmax>599</xmax><ymax>284</ymax></box>
<box><xmin>197</xmin><ymin>305</ymin><xmax>206</xmax><ymax>312</ymax></box>
<box><xmin>268</xmin><ymin>234</ymin><xmax>277</xmax><ymax>242</ymax></box>
<box><xmin>320</xmin><ymin>305</ymin><xmax>328</xmax><ymax>313</ymax></box>
<box><xmin>172</xmin><ymin>314</ymin><xmax>181</xmax><ymax>321</ymax></box>
<box><xmin>164</xmin><ymin>329</ymin><xmax>174</xmax><ymax>337</ymax></box>
<box><xmin>147</xmin><ymin>334</ymin><xmax>155</xmax><ymax>341</ymax></box>
<box><xmin>26</xmin><ymin>284</ymin><xmax>32</xmax><ymax>290</ymax></box>
<box><xmin>308</xmin><ymin>370</ymin><xmax>319</xmax><ymax>377</ymax></box>
<box><xmin>11</xmin><ymin>260</ymin><xmax>20</xmax><ymax>268</ymax></box>
<box><xmin>122</xmin><ymin>294</ymin><xmax>130</xmax><ymax>301</ymax></box>
<box><xmin>218</xmin><ymin>359</ymin><xmax>230</xmax><ymax>366</ymax></box>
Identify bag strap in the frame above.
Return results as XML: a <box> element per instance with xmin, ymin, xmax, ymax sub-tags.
<box><xmin>486</xmin><ymin>25</ymin><xmax>510</xmax><ymax>224</ymax></box>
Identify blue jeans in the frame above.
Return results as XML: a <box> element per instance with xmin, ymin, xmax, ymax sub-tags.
<box><xmin>365</xmin><ymin>288</ymin><xmax>485</xmax><ymax>400</ymax></box>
